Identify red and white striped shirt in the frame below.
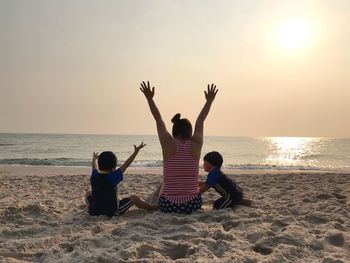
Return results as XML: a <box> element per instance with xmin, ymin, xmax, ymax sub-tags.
<box><xmin>163</xmin><ymin>139</ymin><xmax>200</xmax><ymax>204</ymax></box>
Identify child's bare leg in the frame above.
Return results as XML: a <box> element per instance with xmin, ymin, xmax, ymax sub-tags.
<box><xmin>153</xmin><ymin>182</ymin><xmax>163</xmax><ymax>199</ymax></box>
<box><xmin>85</xmin><ymin>190</ymin><xmax>92</xmax><ymax>205</ymax></box>
<box><xmin>130</xmin><ymin>194</ymin><xmax>158</xmax><ymax>210</ymax></box>
<box><xmin>145</xmin><ymin>182</ymin><xmax>163</xmax><ymax>206</ymax></box>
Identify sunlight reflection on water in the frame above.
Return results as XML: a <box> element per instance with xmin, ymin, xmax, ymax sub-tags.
<box><xmin>264</xmin><ymin>137</ymin><xmax>321</xmax><ymax>167</ymax></box>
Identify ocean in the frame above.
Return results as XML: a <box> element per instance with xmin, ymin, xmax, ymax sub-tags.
<box><xmin>0</xmin><ymin>133</ymin><xmax>349</xmax><ymax>172</ymax></box>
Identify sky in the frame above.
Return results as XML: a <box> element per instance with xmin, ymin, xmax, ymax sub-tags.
<box><xmin>1</xmin><ymin>0</ymin><xmax>349</xmax><ymax>137</ymax></box>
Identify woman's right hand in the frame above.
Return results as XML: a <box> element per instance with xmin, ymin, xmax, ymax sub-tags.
<box><xmin>204</xmin><ymin>84</ymin><xmax>218</xmax><ymax>103</ymax></box>
<box><xmin>140</xmin><ymin>81</ymin><xmax>155</xmax><ymax>100</ymax></box>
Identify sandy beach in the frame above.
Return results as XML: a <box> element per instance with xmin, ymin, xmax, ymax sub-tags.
<box><xmin>0</xmin><ymin>165</ymin><xmax>349</xmax><ymax>263</ymax></box>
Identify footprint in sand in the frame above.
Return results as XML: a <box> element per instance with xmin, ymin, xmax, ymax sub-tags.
<box><xmin>332</xmin><ymin>193</ymin><xmax>346</xmax><ymax>200</ymax></box>
<box><xmin>306</xmin><ymin>213</ymin><xmax>329</xmax><ymax>225</ymax></box>
<box><xmin>302</xmin><ymin>197</ymin><xmax>313</xmax><ymax>203</ymax></box>
<box><xmin>310</xmin><ymin>239</ymin><xmax>324</xmax><ymax>250</ymax></box>
<box><xmin>222</xmin><ymin>220</ymin><xmax>241</xmax><ymax>231</ymax></box>
<box><xmin>136</xmin><ymin>243</ymin><xmax>193</xmax><ymax>260</ymax></box>
<box><xmin>324</xmin><ymin>231</ymin><xmax>345</xmax><ymax>247</ymax></box>
<box><xmin>90</xmin><ymin>237</ymin><xmax>115</xmax><ymax>249</ymax></box>
<box><xmin>136</xmin><ymin>243</ymin><xmax>158</xmax><ymax>258</ymax></box>
<box><xmin>253</xmin><ymin>243</ymin><xmax>273</xmax><ymax>255</ymax></box>
<box><xmin>322</xmin><ymin>257</ymin><xmax>346</xmax><ymax>263</ymax></box>
<box><xmin>163</xmin><ymin>243</ymin><xmax>193</xmax><ymax>260</ymax></box>
<box><xmin>60</xmin><ymin>243</ymin><xmax>74</xmax><ymax>253</ymax></box>
<box><xmin>316</xmin><ymin>193</ymin><xmax>333</xmax><ymax>200</ymax></box>
<box><xmin>111</xmin><ymin>227</ymin><xmax>127</xmax><ymax>236</ymax></box>
<box><xmin>272</xmin><ymin>217</ymin><xmax>294</xmax><ymax>228</ymax></box>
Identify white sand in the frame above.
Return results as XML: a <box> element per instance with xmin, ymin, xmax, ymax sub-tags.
<box><xmin>0</xmin><ymin>165</ymin><xmax>349</xmax><ymax>263</ymax></box>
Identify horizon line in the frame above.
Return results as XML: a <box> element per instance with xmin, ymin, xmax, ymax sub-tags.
<box><xmin>0</xmin><ymin>131</ymin><xmax>348</xmax><ymax>139</ymax></box>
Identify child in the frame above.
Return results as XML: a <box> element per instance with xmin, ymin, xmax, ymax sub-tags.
<box><xmin>85</xmin><ymin>142</ymin><xmax>157</xmax><ymax>217</ymax></box>
<box><xmin>199</xmin><ymin>151</ymin><xmax>252</xmax><ymax>209</ymax></box>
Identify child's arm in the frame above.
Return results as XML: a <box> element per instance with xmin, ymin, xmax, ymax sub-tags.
<box><xmin>119</xmin><ymin>142</ymin><xmax>146</xmax><ymax>173</ymax></box>
<box><xmin>140</xmin><ymin>81</ymin><xmax>173</xmax><ymax>148</ymax></box>
<box><xmin>92</xmin><ymin>152</ymin><xmax>98</xmax><ymax>170</ymax></box>
<box><xmin>200</xmin><ymin>166</ymin><xmax>220</xmax><ymax>193</ymax></box>
<box><xmin>199</xmin><ymin>181</ymin><xmax>211</xmax><ymax>193</ymax></box>
<box><xmin>192</xmin><ymin>84</ymin><xmax>218</xmax><ymax>146</ymax></box>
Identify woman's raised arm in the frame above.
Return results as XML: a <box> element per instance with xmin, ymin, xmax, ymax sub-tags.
<box><xmin>192</xmin><ymin>84</ymin><xmax>218</xmax><ymax>146</ymax></box>
<box><xmin>140</xmin><ymin>81</ymin><xmax>173</xmax><ymax>149</ymax></box>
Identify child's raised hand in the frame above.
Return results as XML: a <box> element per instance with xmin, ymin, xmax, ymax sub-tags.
<box><xmin>204</xmin><ymin>84</ymin><xmax>218</xmax><ymax>102</ymax></box>
<box><xmin>92</xmin><ymin>152</ymin><xmax>99</xmax><ymax>160</ymax></box>
<box><xmin>134</xmin><ymin>142</ymin><xmax>146</xmax><ymax>152</ymax></box>
<box><xmin>92</xmin><ymin>152</ymin><xmax>99</xmax><ymax>169</ymax></box>
<box><xmin>140</xmin><ymin>81</ymin><xmax>155</xmax><ymax>100</ymax></box>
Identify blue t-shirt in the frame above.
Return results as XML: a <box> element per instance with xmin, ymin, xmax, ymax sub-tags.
<box><xmin>91</xmin><ymin>168</ymin><xmax>123</xmax><ymax>188</ymax></box>
<box><xmin>89</xmin><ymin>168</ymin><xmax>123</xmax><ymax>217</ymax></box>
<box><xmin>205</xmin><ymin>167</ymin><xmax>241</xmax><ymax>197</ymax></box>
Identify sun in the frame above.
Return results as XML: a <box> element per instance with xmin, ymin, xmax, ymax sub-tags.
<box><xmin>276</xmin><ymin>19</ymin><xmax>311</xmax><ymax>51</ymax></box>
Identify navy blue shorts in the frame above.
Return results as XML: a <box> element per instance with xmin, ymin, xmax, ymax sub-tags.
<box><xmin>87</xmin><ymin>195</ymin><xmax>133</xmax><ymax>216</ymax></box>
<box><xmin>115</xmin><ymin>198</ymin><xmax>134</xmax><ymax>216</ymax></box>
<box><xmin>159</xmin><ymin>194</ymin><xmax>202</xmax><ymax>214</ymax></box>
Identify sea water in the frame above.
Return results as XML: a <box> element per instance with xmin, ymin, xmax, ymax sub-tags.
<box><xmin>0</xmin><ymin>133</ymin><xmax>349</xmax><ymax>172</ymax></box>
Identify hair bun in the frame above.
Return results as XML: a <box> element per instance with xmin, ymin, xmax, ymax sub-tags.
<box><xmin>171</xmin><ymin>113</ymin><xmax>181</xmax><ymax>123</ymax></box>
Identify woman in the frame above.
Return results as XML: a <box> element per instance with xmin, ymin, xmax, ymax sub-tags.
<box><xmin>140</xmin><ymin>81</ymin><xmax>218</xmax><ymax>214</ymax></box>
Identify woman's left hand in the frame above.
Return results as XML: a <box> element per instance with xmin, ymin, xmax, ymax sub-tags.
<box><xmin>140</xmin><ymin>81</ymin><xmax>155</xmax><ymax>100</ymax></box>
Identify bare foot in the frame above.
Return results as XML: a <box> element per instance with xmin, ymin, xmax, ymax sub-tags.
<box><xmin>239</xmin><ymin>198</ymin><xmax>253</xmax><ymax>206</ymax></box>
<box><xmin>130</xmin><ymin>195</ymin><xmax>159</xmax><ymax>210</ymax></box>
<box><xmin>84</xmin><ymin>191</ymin><xmax>92</xmax><ymax>206</ymax></box>
<box><xmin>202</xmin><ymin>200</ymin><xmax>214</xmax><ymax>205</ymax></box>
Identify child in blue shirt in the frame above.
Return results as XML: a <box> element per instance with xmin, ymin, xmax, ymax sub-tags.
<box><xmin>199</xmin><ymin>151</ymin><xmax>252</xmax><ymax>209</ymax></box>
<box><xmin>85</xmin><ymin>142</ymin><xmax>157</xmax><ymax>217</ymax></box>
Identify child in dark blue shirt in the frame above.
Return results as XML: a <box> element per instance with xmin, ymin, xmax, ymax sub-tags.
<box><xmin>199</xmin><ymin>151</ymin><xmax>252</xmax><ymax>209</ymax></box>
<box><xmin>85</xmin><ymin>142</ymin><xmax>157</xmax><ymax>217</ymax></box>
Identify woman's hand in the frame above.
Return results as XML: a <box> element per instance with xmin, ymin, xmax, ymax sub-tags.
<box><xmin>140</xmin><ymin>81</ymin><xmax>155</xmax><ymax>100</ymax></box>
<box><xmin>204</xmin><ymin>84</ymin><xmax>218</xmax><ymax>103</ymax></box>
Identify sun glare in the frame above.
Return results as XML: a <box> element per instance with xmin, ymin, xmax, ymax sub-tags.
<box><xmin>276</xmin><ymin>19</ymin><xmax>311</xmax><ymax>51</ymax></box>
<box><xmin>264</xmin><ymin>137</ymin><xmax>319</xmax><ymax>167</ymax></box>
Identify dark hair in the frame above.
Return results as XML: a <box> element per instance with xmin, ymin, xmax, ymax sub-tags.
<box><xmin>204</xmin><ymin>151</ymin><xmax>223</xmax><ymax>167</ymax></box>
<box><xmin>98</xmin><ymin>151</ymin><xmax>117</xmax><ymax>171</ymax></box>
<box><xmin>171</xmin><ymin>113</ymin><xmax>192</xmax><ymax>140</ymax></box>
